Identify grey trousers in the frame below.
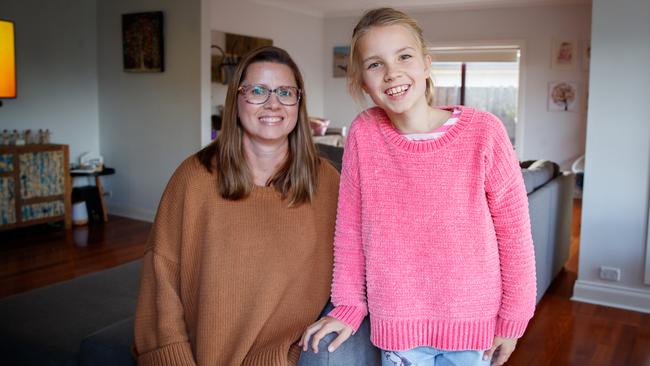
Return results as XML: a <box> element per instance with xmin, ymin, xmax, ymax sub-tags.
<box><xmin>298</xmin><ymin>302</ymin><xmax>381</xmax><ymax>366</ymax></box>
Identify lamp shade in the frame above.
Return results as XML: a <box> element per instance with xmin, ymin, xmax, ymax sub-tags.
<box><xmin>0</xmin><ymin>20</ymin><xmax>16</xmax><ymax>99</ymax></box>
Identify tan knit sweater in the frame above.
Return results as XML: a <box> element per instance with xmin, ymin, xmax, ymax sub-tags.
<box><xmin>134</xmin><ymin>156</ymin><xmax>340</xmax><ymax>366</ymax></box>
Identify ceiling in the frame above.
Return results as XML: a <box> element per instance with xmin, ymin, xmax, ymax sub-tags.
<box><xmin>248</xmin><ymin>0</ymin><xmax>591</xmax><ymax>18</ymax></box>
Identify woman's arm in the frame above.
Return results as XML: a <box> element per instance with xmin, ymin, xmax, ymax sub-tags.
<box><xmin>134</xmin><ymin>250</ymin><xmax>197</xmax><ymax>365</ymax></box>
<box><xmin>133</xmin><ymin>162</ymin><xmax>198</xmax><ymax>366</ymax></box>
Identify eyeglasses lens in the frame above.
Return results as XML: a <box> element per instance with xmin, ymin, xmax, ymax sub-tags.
<box><xmin>244</xmin><ymin>85</ymin><xmax>299</xmax><ymax>105</ymax></box>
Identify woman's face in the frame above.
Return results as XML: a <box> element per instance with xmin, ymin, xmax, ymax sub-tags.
<box><xmin>237</xmin><ymin>62</ymin><xmax>299</xmax><ymax>146</ymax></box>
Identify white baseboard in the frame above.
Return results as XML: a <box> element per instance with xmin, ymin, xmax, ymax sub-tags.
<box><xmin>572</xmin><ymin>280</ymin><xmax>650</xmax><ymax>314</ymax></box>
<box><xmin>106</xmin><ymin>203</ymin><xmax>155</xmax><ymax>223</ymax></box>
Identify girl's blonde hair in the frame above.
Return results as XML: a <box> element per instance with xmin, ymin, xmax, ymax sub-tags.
<box><xmin>348</xmin><ymin>7</ymin><xmax>434</xmax><ymax>106</ymax></box>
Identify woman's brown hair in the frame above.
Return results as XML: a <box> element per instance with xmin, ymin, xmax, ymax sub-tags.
<box><xmin>348</xmin><ymin>7</ymin><xmax>435</xmax><ymax>106</ymax></box>
<box><xmin>197</xmin><ymin>46</ymin><xmax>320</xmax><ymax>206</ymax></box>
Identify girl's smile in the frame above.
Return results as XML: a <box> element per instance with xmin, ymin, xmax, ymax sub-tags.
<box><xmin>385</xmin><ymin>84</ymin><xmax>411</xmax><ymax>98</ymax></box>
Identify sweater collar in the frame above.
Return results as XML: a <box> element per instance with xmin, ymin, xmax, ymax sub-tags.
<box><xmin>373</xmin><ymin>105</ymin><xmax>475</xmax><ymax>153</ymax></box>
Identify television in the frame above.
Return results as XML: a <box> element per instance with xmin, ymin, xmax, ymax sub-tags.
<box><xmin>0</xmin><ymin>19</ymin><xmax>17</xmax><ymax>99</ymax></box>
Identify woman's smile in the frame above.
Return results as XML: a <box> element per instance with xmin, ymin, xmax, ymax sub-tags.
<box><xmin>258</xmin><ymin>115</ymin><xmax>285</xmax><ymax>125</ymax></box>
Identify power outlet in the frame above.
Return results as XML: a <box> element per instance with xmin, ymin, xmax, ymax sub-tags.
<box><xmin>599</xmin><ymin>266</ymin><xmax>621</xmax><ymax>282</ymax></box>
<box><xmin>103</xmin><ymin>190</ymin><xmax>112</xmax><ymax>198</ymax></box>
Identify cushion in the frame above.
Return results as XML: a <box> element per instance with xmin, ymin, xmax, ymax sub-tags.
<box><xmin>316</xmin><ymin>143</ymin><xmax>343</xmax><ymax>173</ymax></box>
<box><xmin>521</xmin><ymin>160</ymin><xmax>559</xmax><ymax>194</ymax></box>
<box><xmin>79</xmin><ymin>317</ymin><xmax>135</xmax><ymax>366</ymax></box>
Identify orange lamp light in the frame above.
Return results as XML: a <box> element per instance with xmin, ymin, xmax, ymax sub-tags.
<box><xmin>0</xmin><ymin>20</ymin><xmax>17</xmax><ymax>101</ymax></box>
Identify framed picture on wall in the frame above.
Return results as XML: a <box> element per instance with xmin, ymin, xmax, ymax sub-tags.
<box><xmin>333</xmin><ymin>46</ymin><xmax>349</xmax><ymax>78</ymax></box>
<box><xmin>551</xmin><ymin>38</ymin><xmax>577</xmax><ymax>71</ymax></box>
<box><xmin>210</xmin><ymin>31</ymin><xmax>272</xmax><ymax>85</ymax></box>
<box><xmin>548</xmin><ymin>82</ymin><xmax>579</xmax><ymax>112</ymax></box>
<box><xmin>122</xmin><ymin>12</ymin><xmax>164</xmax><ymax>73</ymax></box>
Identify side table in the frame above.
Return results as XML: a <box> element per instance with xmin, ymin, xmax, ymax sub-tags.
<box><xmin>70</xmin><ymin>167</ymin><xmax>115</xmax><ymax>222</ymax></box>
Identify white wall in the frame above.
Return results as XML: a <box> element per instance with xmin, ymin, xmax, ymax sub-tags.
<box><xmin>97</xmin><ymin>0</ymin><xmax>206</xmax><ymax>221</ymax></box>
<box><xmin>324</xmin><ymin>5</ymin><xmax>591</xmax><ymax>168</ymax></box>
<box><xmin>0</xmin><ymin>0</ymin><xmax>100</xmax><ymax>161</ymax></box>
<box><xmin>208</xmin><ymin>0</ymin><xmax>325</xmax><ymax>118</ymax></box>
<box><xmin>573</xmin><ymin>0</ymin><xmax>650</xmax><ymax>313</ymax></box>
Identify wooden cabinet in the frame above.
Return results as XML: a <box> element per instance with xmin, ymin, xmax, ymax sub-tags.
<box><xmin>0</xmin><ymin>144</ymin><xmax>71</xmax><ymax>230</ymax></box>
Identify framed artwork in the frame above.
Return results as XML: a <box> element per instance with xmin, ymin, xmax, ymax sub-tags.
<box><xmin>333</xmin><ymin>46</ymin><xmax>350</xmax><ymax>78</ymax></box>
<box><xmin>210</xmin><ymin>31</ymin><xmax>272</xmax><ymax>85</ymax></box>
<box><xmin>551</xmin><ymin>39</ymin><xmax>577</xmax><ymax>71</ymax></box>
<box><xmin>225</xmin><ymin>33</ymin><xmax>272</xmax><ymax>59</ymax></box>
<box><xmin>122</xmin><ymin>12</ymin><xmax>164</xmax><ymax>73</ymax></box>
<box><xmin>548</xmin><ymin>82</ymin><xmax>579</xmax><ymax>112</ymax></box>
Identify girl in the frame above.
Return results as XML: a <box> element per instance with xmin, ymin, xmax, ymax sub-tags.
<box><xmin>300</xmin><ymin>8</ymin><xmax>536</xmax><ymax>366</ymax></box>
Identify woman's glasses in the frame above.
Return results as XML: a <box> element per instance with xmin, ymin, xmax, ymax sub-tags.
<box><xmin>238</xmin><ymin>84</ymin><xmax>301</xmax><ymax>106</ymax></box>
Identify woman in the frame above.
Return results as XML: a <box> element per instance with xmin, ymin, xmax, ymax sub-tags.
<box><xmin>133</xmin><ymin>46</ymin><xmax>346</xmax><ymax>365</ymax></box>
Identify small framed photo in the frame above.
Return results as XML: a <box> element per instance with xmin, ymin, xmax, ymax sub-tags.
<box><xmin>551</xmin><ymin>38</ymin><xmax>577</xmax><ymax>71</ymax></box>
<box><xmin>548</xmin><ymin>82</ymin><xmax>579</xmax><ymax>112</ymax></box>
<box><xmin>122</xmin><ymin>12</ymin><xmax>164</xmax><ymax>73</ymax></box>
<box><xmin>333</xmin><ymin>46</ymin><xmax>350</xmax><ymax>78</ymax></box>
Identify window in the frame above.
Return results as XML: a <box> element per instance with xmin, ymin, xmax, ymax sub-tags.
<box><xmin>430</xmin><ymin>47</ymin><xmax>520</xmax><ymax>145</ymax></box>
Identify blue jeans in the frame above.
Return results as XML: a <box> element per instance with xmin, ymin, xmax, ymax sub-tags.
<box><xmin>298</xmin><ymin>302</ymin><xmax>381</xmax><ymax>366</ymax></box>
<box><xmin>382</xmin><ymin>347</ymin><xmax>490</xmax><ymax>366</ymax></box>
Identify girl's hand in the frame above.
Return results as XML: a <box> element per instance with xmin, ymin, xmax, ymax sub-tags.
<box><xmin>483</xmin><ymin>336</ymin><xmax>517</xmax><ymax>365</ymax></box>
<box><xmin>298</xmin><ymin>316</ymin><xmax>353</xmax><ymax>353</ymax></box>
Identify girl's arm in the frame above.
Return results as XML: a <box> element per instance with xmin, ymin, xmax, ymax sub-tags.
<box><xmin>484</xmin><ymin>115</ymin><xmax>537</xmax><ymax>339</ymax></box>
<box><xmin>300</xmin><ymin>125</ymin><xmax>368</xmax><ymax>353</ymax></box>
<box><xmin>133</xmin><ymin>166</ymin><xmax>198</xmax><ymax>366</ymax></box>
<box><xmin>326</xmin><ymin>130</ymin><xmax>369</xmax><ymax>332</ymax></box>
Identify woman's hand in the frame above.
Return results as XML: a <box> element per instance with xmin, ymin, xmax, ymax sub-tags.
<box><xmin>483</xmin><ymin>336</ymin><xmax>517</xmax><ymax>365</ymax></box>
<box><xmin>298</xmin><ymin>316</ymin><xmax>353</xmax><ymax>353</ymax></box>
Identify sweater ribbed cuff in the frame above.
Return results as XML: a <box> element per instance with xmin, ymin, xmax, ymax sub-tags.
<box><xmin>494</xmin><ymin>317</ymin><xmax>529</xmax><ymax>339</ymax></box>
<box><xmin>137</xmin><ymin>342</ymin><xmax>197</xmax><ymax>366</ymax></box>
<box><xmin>327</xmin><ymin>305</ymin><xmax>366</xmax><ymax>333</ymax></box>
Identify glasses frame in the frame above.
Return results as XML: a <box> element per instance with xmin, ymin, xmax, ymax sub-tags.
<box><xmin>237</xmin><ymin>84</ymin><xmax>302</xmax><ymax>106</ymax></box>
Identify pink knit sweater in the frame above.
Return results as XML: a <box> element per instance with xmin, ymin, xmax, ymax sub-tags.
<box><xmin>328</xmin><ymin>106</ymin><xmax>536</xmax><ymax>352</ymax></box>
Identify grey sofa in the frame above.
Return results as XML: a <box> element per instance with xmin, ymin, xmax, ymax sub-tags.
<box><xmin>0</xmin><ymin>146</ymin><xmax>573</xmax><ymax>365</ymax></box>
<box><xmin>520</xmin><ymin>159</ymin><xmax>575</xmax><ymax>303</ymax></box>
<box><xmin>0</xmin><ymin>260</ymin><xmax>141</xmax><ymax>366</ymax></box>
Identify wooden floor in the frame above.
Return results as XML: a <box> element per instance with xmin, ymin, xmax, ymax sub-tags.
<box><xmin>0</xmin><ymin>215</ymin><xmax>150</xmax><ymax>298</ymax></box>
<box><xmin>509</xmin><ymin>200</ymin><xmax>650</xmax><ymax>366</ymax></box>
<box><xmin>1</xmin><ymin>201</ymin><xmax>649</xmax><ymax>365</ymax></box>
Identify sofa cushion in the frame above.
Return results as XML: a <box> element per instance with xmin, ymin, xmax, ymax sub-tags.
<box><xmin>79</xmin><ymin>317</ymin><xmax>135</xmax><ymax>366</ymax></box>
<box><xmin>0</xmin><ymin>260</ymin><xmax>142</xmax><ymax>366</ymax></box>
<box><xmin>316</xmin><ymin>143</ymin><xmax>343</xmax><ymax>172</ymax></box>
<box><xmin>521</xmin><ymin>160</ymin><xmax>559</xmax><ymax>194</ymax></box>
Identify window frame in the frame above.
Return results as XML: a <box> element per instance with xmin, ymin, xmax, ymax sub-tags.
<box><xmin>429</xmin><ymin>41</ymin><xmax>527</xmax><ymax>157</ymax></box>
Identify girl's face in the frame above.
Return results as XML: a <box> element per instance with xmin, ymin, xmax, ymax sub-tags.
<box><xmin>237</xmin><ymin>62</ymin><xmax>299</xmax><ymax>145</ymax></box>
<box><xmin>357</xmin><ymin>25</ymin><xmax>431</xmax><ymax>116</ymax></box>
